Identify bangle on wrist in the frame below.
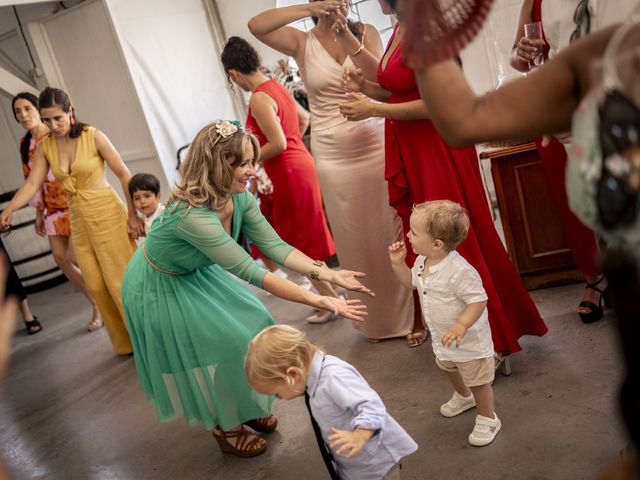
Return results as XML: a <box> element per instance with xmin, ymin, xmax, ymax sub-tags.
<box><xmin>351</xmin><ymin>43</ymin><xmax>365</xmax><ymax>57</ymax></box>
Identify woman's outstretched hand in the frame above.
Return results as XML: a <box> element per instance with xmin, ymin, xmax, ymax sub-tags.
<box><xmin>0</xmin><ymin>210</ymin><xmax>13</xmax><ymax>232</ymax></box>
<box><xmin>318</xmin><ymin>296</ymin><xmax>367</xmax><ymax>322</ymax></box>
<box><xmin>331</xmin><ymin>269</ymin><xmax>375</xmax><ymax>297</ymax></box>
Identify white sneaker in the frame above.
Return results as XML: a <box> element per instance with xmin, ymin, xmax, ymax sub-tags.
<box><xmin>306</xmin><ymin>310</ymin><xmax>335</xmax><ymax>324</ymax></box>
<box><xmin>468</xmin><ymin>413</ymin><xmax>501</xmax><ymax>446</ymax></box>
<box><xmin>440</xmin><ymin>391</ymin><xmax>476</xmax><ymax>417</ymax></box>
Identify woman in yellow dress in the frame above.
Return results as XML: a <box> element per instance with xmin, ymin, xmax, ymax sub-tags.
<box><xmin>0</xmin><ymin>87</ymin><xmax>144</xmax><ymax>355</ymax></box>
<box><xmin>12</xmin><ymin>92</ymin><xmax>103</xmax><ymax>332</ymax></box>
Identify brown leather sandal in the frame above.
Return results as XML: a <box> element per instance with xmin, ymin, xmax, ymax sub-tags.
<box><xmin>243</xmin><ymin>415</ymin><xmax>278</xmax><ymax>433</ymax></box>
<box><xmin>212</xmin><ymin>426</ymin><xmax>267</xmax><ymax>458</ymax></box>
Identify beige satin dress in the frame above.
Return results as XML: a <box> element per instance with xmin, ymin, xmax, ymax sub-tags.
<box><xmin>300</xmin><ymin>31</ymin><xmax>413</xmax><ymax>339</ymax></box>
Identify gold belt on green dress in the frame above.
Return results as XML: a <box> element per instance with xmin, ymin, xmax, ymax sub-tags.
<box><xmin>142</xmin><ymin>244</ymin><xmax>193</xmax><ymax>276</ymax></box>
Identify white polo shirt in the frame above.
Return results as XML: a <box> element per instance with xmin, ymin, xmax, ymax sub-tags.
<box><xmin>411</xmin><ymin>251</ymin><xmax>494</xmax><ymax>362</ymax></box>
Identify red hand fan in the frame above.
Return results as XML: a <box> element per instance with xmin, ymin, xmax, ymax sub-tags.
<box><xmin>402</xmin><ymin>0</ymin><xmax>495</xmax><ymax>68</ymax></box>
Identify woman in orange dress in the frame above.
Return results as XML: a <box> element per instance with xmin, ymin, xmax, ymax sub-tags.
<box><xmin>12</xmin><ymin>93</ymin><xmax>102</xmax><ymax>332</ymax></box>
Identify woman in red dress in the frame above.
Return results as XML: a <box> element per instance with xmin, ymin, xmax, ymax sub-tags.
<box><xmin>510</xmin><ymin>0</ymin><xmax>604</xmax><ymax>323</ymax></box>
<box><xmin>338</xmin><ymin>5</ymin><xmax>548</xmax><ymax>355</ymax></box>
<box><xmin>221</xmin><ymin>37</ymin><xmax>339</xmax><ymax>306</ymax></box>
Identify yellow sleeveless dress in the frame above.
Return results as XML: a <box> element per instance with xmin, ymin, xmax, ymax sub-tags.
<box><xmin>43</xmin><ymin>127</ymin><xmax>136</xmax><ymax>355</ymax></box>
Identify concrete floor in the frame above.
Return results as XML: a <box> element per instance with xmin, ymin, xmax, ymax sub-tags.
<box><xmin>0</xmin><ymin>276</ymin><xmax>626</xmax><ymax>480</ymax></box>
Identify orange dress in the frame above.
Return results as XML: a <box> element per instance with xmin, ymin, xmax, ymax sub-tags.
<box><xmin>20</xmin><ymin>134</ymin><xmax>71</xmax><ymax>236</ymax></box>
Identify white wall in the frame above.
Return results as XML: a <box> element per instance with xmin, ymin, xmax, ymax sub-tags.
<box><xmin>32</xmin><ymin>0</ymin><xmax>167</xmax><ymax>198</ymax></box>
<box><xmin>0</xmin><ymin>2</ymin><xmax>58</xmax><ymax>195</ymax></box>
<box><xmin>460</xmin><ymin>0</ymin><xmax>526</xmax><ymax>94</ymax></box>
<box><xmin>216</xmin><ymin>0</ymin><xmax>285</xmax><ymax>68</ymax></box>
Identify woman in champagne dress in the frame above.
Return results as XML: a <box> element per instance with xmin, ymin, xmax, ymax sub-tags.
<box><xmin>249</xmin><ymin>1</ymin><xmax>414</xmax><ymax>342</ymax></box>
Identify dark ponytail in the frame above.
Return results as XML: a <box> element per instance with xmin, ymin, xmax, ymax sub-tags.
<box><xmin>38</xmin><ymin>87</ymin><xmax>88</xmax><ymax>139</ymax></box>
<box><xmin>19</xmin><ymin>131</ymin><xmax>32</xmax><ymax>165</ymax></box>
<box><xmin>12</xmin><ymin>92</ymin><xmax>39</xmax><ymax>165</ymax></box>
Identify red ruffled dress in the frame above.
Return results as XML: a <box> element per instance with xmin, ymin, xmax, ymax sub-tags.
<box><xmin>378</xmin><ymin>28</ymin><xmax>548</xmax><ymax>354</ymax></box>
<box><xmin>246</xmin><ymin>79</ymin><xmax>335</xmax><ymax>261</ymax></box>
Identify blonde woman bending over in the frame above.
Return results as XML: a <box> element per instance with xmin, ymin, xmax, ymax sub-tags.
<box><xmin>121</xmin><ymin>121</ymin><xmax>371</xmax><ymax>458</ymax></box>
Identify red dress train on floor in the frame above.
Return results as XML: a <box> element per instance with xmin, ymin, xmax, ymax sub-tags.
<box><xmin>246</xmin><ymin>79</ymin><xmax>335</xmax><ymax>261</ymax></box>
<box><xmin>378</xmin><ymin>29</ymin><xmax>548</xmax><ymax>354</ymax></box>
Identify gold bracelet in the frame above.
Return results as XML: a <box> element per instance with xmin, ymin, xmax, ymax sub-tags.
<box><xmin>312</xmin><ymin>259</ymin><xmax>323</xmax><ymax>268</ymax></box>
<box><xmin>351</xmin><ymin>43</ymin><xmax>365</xmax><ymax>57</ymax></box>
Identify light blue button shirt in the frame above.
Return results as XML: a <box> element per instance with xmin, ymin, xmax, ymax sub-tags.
<box><xmin>306</xmin><ymin>352</ymin><xmax>418</xmax><ymax>480</ymax></box>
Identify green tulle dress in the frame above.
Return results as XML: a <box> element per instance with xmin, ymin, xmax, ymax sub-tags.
<box><xmin>122</xmin><ymin>192</ymin><xmax>294</xmax><ymax>430</ymax></box>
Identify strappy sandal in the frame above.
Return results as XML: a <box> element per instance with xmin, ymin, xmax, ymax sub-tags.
<box><xmin>579</xmin><ymin>277</ymin><xmax>607</xmax><ymax>324</ymax></box>
<box><xmin>212</xmin><ymin>426</ymin><xmax>267</xmax><ymax>458</ymax></box>
<box><xmin>86</xmin><ymin>317</ymin><xmax>103</xmax><ymax>332</ymax></box>
<box><xmin>25</xmin><ymin>316</ymin><xmax>42</xmax><ymax>335</ymax></box>
<box><xmin>243</xmin><ymin>415</ymin><xmax>278</xmax><ymax>433</ymax></box>
<box><xmin>406</xmin><ymin>330</ymin><xmax>428</xmax><ymax>348</ymax></box>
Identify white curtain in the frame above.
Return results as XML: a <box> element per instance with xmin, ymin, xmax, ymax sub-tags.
<box><xmin>107</xmin><ymin>0</ymin><xmax>238</xmax><ymax>184</ymax></box>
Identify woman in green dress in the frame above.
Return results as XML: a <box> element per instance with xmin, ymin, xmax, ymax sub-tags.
<box><xmin>122</xmin><ymin>120</ymin><xmax>370</xmax><ymax>458</ymax></box>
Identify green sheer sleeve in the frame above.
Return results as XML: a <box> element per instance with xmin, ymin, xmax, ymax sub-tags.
<box><xmin>174</xmin><ymin>206</ymin><xmax>270</xmax><ymax>288</ymax></box>
<box><xmin>238</xmin><ymin>192</ymin><xmax>295</xmax><ymax>265</ymax></box>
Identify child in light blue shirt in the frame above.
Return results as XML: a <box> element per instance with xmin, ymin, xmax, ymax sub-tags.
<box><xmin>245</xmin><ymin>325</ymin><xmax>417</xmax><ymax>480</ymax></box>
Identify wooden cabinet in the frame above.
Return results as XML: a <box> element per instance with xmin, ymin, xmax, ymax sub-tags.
<box><xmin>481</xmin><ymin>142</ymin><xmax>583</xmax><ymax>290</ymax></box>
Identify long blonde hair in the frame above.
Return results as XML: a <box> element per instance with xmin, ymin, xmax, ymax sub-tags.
<box><xmin>170</xmin><ymin>122</ymin><xmax>260</xmax><ymax>210</ymax></box>
<box><xmin>245</xmin><ymin>325</ymin><xmax>318</xmax><ymax>388</ymax></box>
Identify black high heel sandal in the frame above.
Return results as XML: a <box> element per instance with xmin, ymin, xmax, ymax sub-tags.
<box><xmin>24</xmin><ymin>316</ymin><xmax>43</xmax><ymax>335</ymax></box>
<box><xmin>579</xmin><ymin>278</ymin><xmax>608</xmax><ymax>324</ymax></box>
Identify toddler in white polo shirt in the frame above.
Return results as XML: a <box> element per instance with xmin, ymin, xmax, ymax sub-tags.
<box><xmin>388</xmin><ymin>200</ymin><xmax>501</xmax><ymax>447</ymax></box>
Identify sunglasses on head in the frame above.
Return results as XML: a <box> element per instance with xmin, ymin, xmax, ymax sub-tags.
<box><xmin>596</xmin><ymin>89</ymin><xmax>640</xmax><ymax>230</ymax></box>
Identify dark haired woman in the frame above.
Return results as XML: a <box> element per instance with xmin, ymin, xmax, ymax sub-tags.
<box><xmin>221</xmin><ymin>36</ymin><xmax>339</xmax><ymax>309</ymax></box>
<box><xmin>1</xmin><ymin>87</ymin><xmax>144</xmax><ymax>355</ymax></box>
<box><xmin>338</xmin><ymin>0</ymin><xmax>548</xmax><ymax>356</ymax></box>
<box><xmin>11</xmin><ymin>92</ymin><xmax>102</xmax><ymax>332</ymax></box>
<box><xmin>249</xmin><ymin>1</ymin><xmax>414</xmax><ymax>340</ymax></box>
